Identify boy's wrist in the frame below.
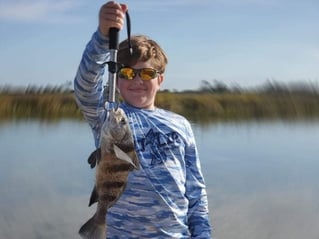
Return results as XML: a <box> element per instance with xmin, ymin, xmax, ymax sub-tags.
<box><xmin>96</xmin><ymin>28</ymin><xmax>109</xmax><ymax>42</ymax></box>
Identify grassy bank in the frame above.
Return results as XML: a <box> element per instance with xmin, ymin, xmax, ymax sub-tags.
<box><xmin>0</xmin><ymin>92</ymin><xmax>82</xmax><ymax>121</ymax></box>
<box><xmin>1</xmin><ymin>89</ymin><xmax>319</xmax><ymax>122</ymax></box>
<box><xmin>156</xmin><ymin>91</ymin><xmax>319</xmax><ymax>122</ymax></box>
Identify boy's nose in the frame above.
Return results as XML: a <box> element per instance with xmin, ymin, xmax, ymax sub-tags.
<box><xmin>132</xmin><ymin>74</ymin><xmax>144</xmax><ymax>82</ymax></box>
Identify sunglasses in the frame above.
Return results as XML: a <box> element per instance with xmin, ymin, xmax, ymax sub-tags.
<box><xmin>118</xmin><ymin>67</ymin><xmax>160</xmax><ymax>81</ymax></box>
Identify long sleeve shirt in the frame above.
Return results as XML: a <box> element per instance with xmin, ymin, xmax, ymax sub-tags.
<box><xmin>74</xmin><ymin>30</ymin><xmax>212</xmax><ymax>238</ymax></box>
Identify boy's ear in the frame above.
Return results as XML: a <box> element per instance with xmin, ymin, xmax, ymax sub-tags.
<box><xmin>158</xmin><ymin>74</ymin><xmax>164</xmax><ymax>86</ymax></box>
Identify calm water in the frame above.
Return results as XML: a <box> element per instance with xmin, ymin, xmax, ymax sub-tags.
<box><xmin>1</xmin><ymin>119</ymin><xmax>319</xmax><ymax>239</ymax></box>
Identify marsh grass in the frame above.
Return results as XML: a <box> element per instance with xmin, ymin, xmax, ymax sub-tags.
<box><xmin>156</xmin><ymin>91</ymin><xmax>319</xmax><ymax>122</ymax></box>
<box><xmin>0</xmin><ymin>92</ymin><xmax>82</xmax><ymax>121</ymax></box>
<box><xmin>1</xmin><ymin>90</ymin><xmax>319</xmax><ymax>123</ymax></box>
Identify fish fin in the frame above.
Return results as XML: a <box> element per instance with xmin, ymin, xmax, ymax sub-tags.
<box><xmin>126</xmin><ymin>151</ymin><xmax>140</xmax><ymax>170</ymax></box>
<box><xmin>88</xmin><ymin>185</ymin><xmax>98</xmax><ymax>207</ymax></box>
<box><xmin>79</xmin><ymin>215</ymin><xmax>105</xmax><ymax>239</ymax></box>
<box><xmin>113</xmin><ymin>144</ymin><xmax>137</xmax><ymax>168</ymax></box>
<box><xmin>87</xmin><ymin>148</ymin><xmax>101</xmax><ymax>169</ymax></box>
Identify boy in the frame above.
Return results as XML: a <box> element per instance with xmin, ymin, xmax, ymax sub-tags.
<box><xmin>74</xmin><ymin>1</ymin><xmax>212</xmax><ymax>238</ymax></box>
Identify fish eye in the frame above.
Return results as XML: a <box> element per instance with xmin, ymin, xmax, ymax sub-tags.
<box><xmin>120</xmin><ymin>118</ymin><xmax>126</xmax><ymax>125</ymax></box>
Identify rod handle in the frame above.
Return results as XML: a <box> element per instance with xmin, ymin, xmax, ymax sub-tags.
<box><xmin>109</xmin><ymin>28</ymin><xmax>119</xmax><ymax>50</ymax></box>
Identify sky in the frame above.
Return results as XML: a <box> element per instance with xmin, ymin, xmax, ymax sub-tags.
<box><xmin>0</xmin><ymin>0</ymin><xmax>318</xmax><ymax>91</ymax></box>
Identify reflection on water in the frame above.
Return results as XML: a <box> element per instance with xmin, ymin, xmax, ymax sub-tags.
<box><xmin>194</xmin><ymin>120</ymin><xmax>319</xmax><ymax>239</ymax></box>
<box><xmin>1</xmin><ymin>120</ymin><xmax>319</xmax><ymax>239</ymax></box>
<box><xmin>0</xmin><ymin>121</ymin><xmax>95</xmax><ymax>239</ymax></box>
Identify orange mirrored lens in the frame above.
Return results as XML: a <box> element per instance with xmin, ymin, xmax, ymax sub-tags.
<box><xmin>119</xmin><ymin>67</ymin><xmax>135</xmax><ymax>80</ymax></box>
<box><xmin>140</xmin><ymin>68</ymin><xmax>157</xmax><ymax>80</ymax></box>
<box><xmin>118</xmin><ymin>67</ymin><xmax>158</xmax><ymax>81</ymax></box>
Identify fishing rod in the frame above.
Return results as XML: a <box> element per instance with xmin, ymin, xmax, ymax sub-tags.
<box><xmin>106</xmin><ymin>11</ymin><xmax>132</xmax><ymax>111</ymax></box>
<box><xmin>107</xmin><ymin>27</ymin><xmax>119</xmax><ymax>110</ymax></box>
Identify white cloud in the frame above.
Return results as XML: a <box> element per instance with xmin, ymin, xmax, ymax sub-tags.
<box><xmin>213</xmin><ymin>0</ymin><xmax>290</xmax><ymax>6</ymax></box>
<box><xmin>0</xmin><ymin>0</ymin><xmax>85</xmax><ymax>22</ymax></box>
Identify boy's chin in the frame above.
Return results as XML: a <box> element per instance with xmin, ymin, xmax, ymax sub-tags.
<box><xmin>126</xmin><ymin>100</ymin><xmax>154</xmax><ymax>110</ymax></box>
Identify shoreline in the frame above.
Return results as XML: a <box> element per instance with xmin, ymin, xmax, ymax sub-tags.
<box><xmin>1</xmin><ymin>90</ymin><xmax>319</xmax><ymax>122</ymax></box>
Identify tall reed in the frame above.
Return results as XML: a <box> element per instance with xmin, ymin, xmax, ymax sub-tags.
<box><xmin>1</xmin><ymin>91</ymin><xmax>319</xmax><ymax>122</ymax></box>
<box><xmin>0</xmin><ymin>92</ymin><xmax>82</xmax><ymax>121</ymax></box>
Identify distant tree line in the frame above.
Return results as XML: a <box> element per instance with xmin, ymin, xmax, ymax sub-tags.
<box><xmin>0</xmin><ymin>81</ymin><xmax>73</xmax><ymax>94</ymax></box>
<box><xmin>186</xmin><ymin>79</ymin><xmax>319</xmax><ymax>95</ymax></box>
<box><xmin>1</xmin><ymin>79</ymin><xmax>318</xmax><ymax>95</ymax></box>
<box><xmin>1</xmin><ymin>79</ymin><xmax>319</xmax><ymax>122</ymax></box>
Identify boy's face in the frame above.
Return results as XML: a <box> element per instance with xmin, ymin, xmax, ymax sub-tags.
<box><xmin>117</xmin><ymin>60</ymin><xmax>164</xmax><ymax>110</ymax></box>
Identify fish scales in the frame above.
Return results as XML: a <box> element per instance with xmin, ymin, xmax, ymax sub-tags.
<box><xmin>95</xmin><ymin>152</ymin><xmax>134</xmax><ymax>208</ymax></box>
<box><xmin>79</xmin><ymin>108</ymin><xmax>139</xmax><ymax>239</ymax></box>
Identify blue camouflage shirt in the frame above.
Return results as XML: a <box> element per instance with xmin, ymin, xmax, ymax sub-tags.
<box><xmin>74</xmin><ymin>30</ymin><xmax>212</xmax><ymax>238</ymax></box>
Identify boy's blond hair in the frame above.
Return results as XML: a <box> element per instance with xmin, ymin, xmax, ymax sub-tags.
<box><xmin>118</xmin><ymin>35</ymin><xmax>168</xmax><ymax>73</ymax></box>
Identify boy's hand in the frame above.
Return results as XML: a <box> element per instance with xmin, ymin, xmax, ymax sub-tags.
<box><xmin>99</xmin><ymin>1</ymin><xmax>128</xmax><ymax>37</ymax></box>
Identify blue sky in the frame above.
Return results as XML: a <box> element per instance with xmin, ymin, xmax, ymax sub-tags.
<box><xmin>0</xmin><ymin>0</ymin><xmax>318</xmax><ymax>91</ymax></box>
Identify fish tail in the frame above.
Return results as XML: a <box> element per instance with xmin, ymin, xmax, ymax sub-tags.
<box><xmin>79</xmin><ymin>215</ymin><xmax>106</xmax><ymax>239</ymax></box>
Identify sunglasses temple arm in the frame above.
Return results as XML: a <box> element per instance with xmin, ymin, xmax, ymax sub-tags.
<box><xmin>107</xmin><ymin>27</ymin><xmax>119</xmax><ymax>110</ymax></box>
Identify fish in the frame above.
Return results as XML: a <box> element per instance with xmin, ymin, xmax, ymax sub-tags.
<box><xmin>79</xmin><ymin>108</ymin><xmax>139</xmax><ymax>239</ymax></box>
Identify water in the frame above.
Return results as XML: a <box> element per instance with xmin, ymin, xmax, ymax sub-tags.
<box><xmin>1</xmin><ymin>120</ymin><xmax>319</xmax><ymax>239</ymax></box>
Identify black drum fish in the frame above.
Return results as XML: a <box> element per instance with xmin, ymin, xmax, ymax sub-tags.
<box><xmin>79</xmin><ymin>108</ymin><xmax>139</xmax><ymax>239</ymax></box>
